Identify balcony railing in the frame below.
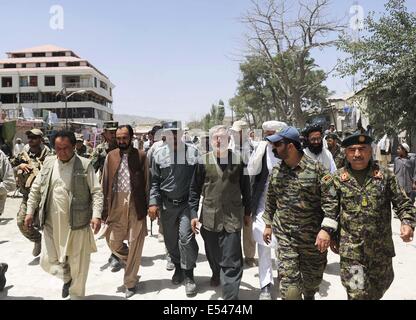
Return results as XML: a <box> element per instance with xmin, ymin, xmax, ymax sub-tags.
<box><xmin>63</xmin><ymin>80</ymin><xmax>93</xmax><ymax>88</ymax></box>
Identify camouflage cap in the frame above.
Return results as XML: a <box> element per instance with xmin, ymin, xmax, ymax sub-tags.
<box><xmin>103</xmin><ymin>121</ymin><xmax>118</xmax><ymax>131</ymax></box>
<box><xmin>341</xmin><ymin>133</ymin><xmax>373</xmax><ymax>148</ymax></box>
<box><xmin>25</xmin><ymin>128</ymin><xmax>43</xmax><ymax>137</ymax></box>
<box><xmin>75</xmin><ymin>134</ymin><xmax>84</xmax><ymax>142</ymax></box>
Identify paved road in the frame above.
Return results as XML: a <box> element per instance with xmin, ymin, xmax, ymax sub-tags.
<box><xmin>0</xmin><ymin>195</ymin><xmax>415</xmax><ymax>300</ymax></box>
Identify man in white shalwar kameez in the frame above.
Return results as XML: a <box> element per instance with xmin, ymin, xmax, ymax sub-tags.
<box><xmin>25</xmin><ymin>131</ymin><xmax>102</xmax><ymax>300</ymax></box>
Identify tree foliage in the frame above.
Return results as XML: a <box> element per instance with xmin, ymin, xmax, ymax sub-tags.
<box><xmin>337</xmin><ymin>0</ymin><xmax>416</xmax><ymax>137</ymax></box>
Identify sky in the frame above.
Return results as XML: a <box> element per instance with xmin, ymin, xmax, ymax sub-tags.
<box><xmin>0</xmin><ymin>0</ymin><xmax>415</xmax><ymax>124</ymax></box>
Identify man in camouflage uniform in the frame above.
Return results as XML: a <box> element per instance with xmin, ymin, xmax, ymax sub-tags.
<box><xmin>321</xmin><ymin>133</ymin><xmax>416</xmax><ymax>300</ymax></box>
<box><xmin>325</xmin><ymin>133</ymin><xmax>345</xmax><ymax>169</ymax></box>
<box><xmin>75</xmin><ymin>134</ymin><xmax>89</xmax><ymax>158</ymax></box>
<box><xmin>263</xmin><ymin>127</ymin><xmax>337</xmax><ymax>300</ymax></box>
<box><xmin>90</xmin><ymin>121</ymin><xmax>118</xmax><ymax>181</ymax></box>
<box><xmin>11</xmin><ymin>128</ymin><xmax>51</xmax><ymax>257</ymax></box>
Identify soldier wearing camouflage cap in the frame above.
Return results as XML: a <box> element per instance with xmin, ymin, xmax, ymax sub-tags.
<box><xmin>11</xmin><ymin>128</ymin><xmax>51</xmax><ymax>257</ymax></box>
<box><xmin>321</xmin><ymin>133</ymin><xmax>416</xmax><ymax>299</ymax></box>
<box><xmin>263</xmin><ymin>127</ymin><xmax>337</xmax><ymax>300</ymax></box>
<box><xmin>90</xmin><ymin>121</ymin><xmax>118</xmax><ymax>180</ymax></box>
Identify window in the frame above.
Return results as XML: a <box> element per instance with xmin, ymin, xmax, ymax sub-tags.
<box><xmin>2</xmin><ymin>77</ymin><xmax>12</xmax><ymax>87</ymax></box>
<box><xmin>19</xmin><ymin>76</ymin><xmax>37</xmax><ymax>87</ymax></box>
<box><xmin>20</xmin><ymin>76</ymin><xmax>28</xmax><ymax>87</ymax></box>
<box><xmin>29</xmin><ymin>76</ymin><xmax>38</xmax><ymax>86</ymax></box>
<box><xmin>13</xmin><ymin>53</ymin><xmax>25</xmax><ymax>58</ymax></box>
<box><xmin>46</xmin><ymin>62</ymin><xmax>59</xmax><ymax>67</ymax></box>
<box><xmin>94</xmin><ymin>77</ymin><xmax>97</xmax><ymax>87</ymax></box>
<box><xmin>19</xmin><ymin>93</ymin><xmax>39</xmax><ymax>103</ymax></box>
<box><xmin>0</xmin><ymin>94</ymin><xmax>17</xmax><ymax>104</ymax></box>
<box><xmin>40</xmin><ymin>92</ymin><xmax>59</xmax><ymax>103</ymax></box>
<box><xmin>4</xmin><ymin>64</ymin><xmax>16</xmax><ymax>69</ymax></box>
<box><xmin>52</xmin><ymin>52</ymin><xmax>65</xmax><ymax>57</ymax></box>
<box><xmin>44</xmin><ymin>76</ymin><xmax>55</xmax><ymax>86</ymax></box>
<box><xmin>100</xmin><ymin>81</ymin><xmax>107</xmax><ymax>90</ymax></box>
<box><xmin>36</xmin><ymin>63</ymin><xmax>41</xmax><ymax>68</ymax></box>
<box><xmin>22</xmin><ymin>64</ymin><xmax>26</xmax><ymax>68</ymax></box>
<box><xmin>33</xmin><ymin>52</ymin><xmax>46</xmax><ymax>57</ymax></box>
<box><xmin>67</xmin><ymin>62</ymin><xmax>80</xmax><ymax>67</ymax></box>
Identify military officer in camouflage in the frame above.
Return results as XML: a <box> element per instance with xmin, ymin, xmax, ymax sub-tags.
<box><xmin>325</xmin><ymin>133</ymin><xmax>345</xmax><ymax>169</ymax></box>
<box><xmin>90</xmin><ymin>121</ymin><xmax>118</xmax><ymax>181</ymax></box>
<box><xmin>321</xmin><ymin>133</ymin><xmax>416</xmax><ymax>300</ymax></box>
<box><xmin>11</xmin><ymin>128</ymin><xmax>51</xmax><ymax>257</ymax></box>
<box><xmin>263</xmin><ymin>127</ymin><xmax>337</xmax><ymax>300</ymax></box>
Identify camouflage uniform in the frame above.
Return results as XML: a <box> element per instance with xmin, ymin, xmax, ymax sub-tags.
<box><xmin>263</xmin><ymin>154</ymin><xmax>337</xmax><ymax>299</ymax></box>
<box><xmin>331</xmin><ymin>145</ymin><xmax>345</xmax><ymax>170</ymax></box>
<box><xmin>90</xmin><ymin>141</ymin><xmax>117</xmax><ymax>181</ymax></box>
<box><xmin>326</xmin><ymin>162</ymin><xmax>416</xmax><ymax>300</ymax></box>
<box><xmin>11</xmin><ymin>145</ymin><xmax>51</xmax><ymax>243</ymax></box>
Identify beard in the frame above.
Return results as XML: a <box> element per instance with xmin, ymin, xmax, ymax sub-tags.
<box><xmin>118</xmin><ymin>142</ymin><xmax>131</xmax><ymax>151</ymax></box>
<box><xmin>309</xmin><ymin>143</ymin><xmax>323</xmax><ymax>155</ymax></box>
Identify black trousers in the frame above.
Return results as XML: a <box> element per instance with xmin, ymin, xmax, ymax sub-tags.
<box><xmin>201</xmin><ymin>227</ymin><xmax>243</xmax><ymax>300</ymax></box>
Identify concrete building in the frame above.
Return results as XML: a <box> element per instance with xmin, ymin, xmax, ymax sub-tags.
<box><xmin>0</xmin><ymin>44</ymin><xmax>114</xmax><ymax>127</ymax></box>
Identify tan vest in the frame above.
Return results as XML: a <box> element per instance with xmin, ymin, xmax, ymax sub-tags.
<box><xmin>36</xmin><ymin>155</ymin><xmax>93</xmax><ymax>230</ymax></box>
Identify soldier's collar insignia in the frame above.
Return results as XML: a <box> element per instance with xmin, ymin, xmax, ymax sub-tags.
<box><xmin>323</xmin><ymin>174</ymin><xmax>332</xmax><ymax>183</ymax></box>
<box><xmin>341</xmin><ymin>170</ymin><xmax>349</xmax><ymax>182</ymax></box>
<box><xmin>373</xmin><ymin>169</ymin><xmax>383</xmax><ymax>180</ymax></box>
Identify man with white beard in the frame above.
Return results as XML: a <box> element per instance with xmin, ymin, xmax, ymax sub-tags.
<box><xmin>247</xmin><ymin>121</ymin><xmax>287</xmax><ymax>300</ymax></box>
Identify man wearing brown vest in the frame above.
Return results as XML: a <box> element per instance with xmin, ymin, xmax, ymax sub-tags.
<box><xmin>189</xmin><ymin>125</ymin><xmax>252</xmax><ymax>300</ymax></box>
<box><xmin>102</xmin><ymin>125</ymin><xmax>149</xmax><ymax>299</ymax></box>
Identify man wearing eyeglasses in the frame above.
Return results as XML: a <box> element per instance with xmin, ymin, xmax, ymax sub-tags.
<box><xmin>11</xmin><ymin>128</ymin><xmax>50</xmax><ymax>257</ymax></box>
<box><xmin>303</xmin><ymin>125</ymin><xmax>337</xmax><ymax>173</ymax></box>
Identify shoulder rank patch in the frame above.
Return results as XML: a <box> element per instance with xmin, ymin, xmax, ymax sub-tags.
<box><xmin>322</xmin><ymin>174</ymin><xmax>332</xmax><ymax>184</ymax></box>
<box><xmin>341</xmin><ymin>170</ymin><xmax>349</xmax><ymax>182</ymax></box>
<box><xmin>373</xmin><ymin>170</ymin><xmax>383</xmax><ymax>180</ymax></box>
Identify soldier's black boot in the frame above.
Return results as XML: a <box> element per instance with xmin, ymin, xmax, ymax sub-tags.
<box><xmin>172</xmin><ymin>264</ymin><xmax>184</xmax><ymax>285</ymax></box>
<box><xmin>184</xmin><ymin>269</ymin><xmax>197</xmax><ymax>297</ymax></box>
<box><xmin>0</xmin><ymin>263</ymin><xmax>8</xmax><ymax>291</ymax></box>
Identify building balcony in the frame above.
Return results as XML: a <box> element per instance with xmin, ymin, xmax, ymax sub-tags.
<box><xmin>63</xmin><ymin>80</ymin><xmax>93</xmax><ymax>88</ymax></box>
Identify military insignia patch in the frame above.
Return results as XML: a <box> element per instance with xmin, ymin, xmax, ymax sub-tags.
<box><xmin>359</xmin><ymin>135</ymin><xmax>366</xmax><ymax>143</ymax></box>
<box><xmin>341</xmin><ymin>171</ymin><xmax>349</xmax><ymax>182</ymax></box>
<box><xmin>373</xmin><ymin>170</ymin><xmax>383</xmax><ymax>180</ymax></box>
<box><xmin>322</xmin><ymin>174</ymin><xmax>332</xmax><ymax>184</ymax></box>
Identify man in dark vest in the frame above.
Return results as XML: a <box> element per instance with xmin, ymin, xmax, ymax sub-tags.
<box><xmin>102</xmin><ymin>125</ymin><xmax>149</xmax><ymax>299</ymax></box>
<box><xmin>189</xmin><ymin>125</ymin><xmax>252</xmax><ymax>300</ymax></box>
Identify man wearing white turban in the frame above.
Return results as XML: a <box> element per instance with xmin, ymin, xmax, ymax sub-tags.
<box><xmin>247</xmin><ymin>120</ymin><xmax>287</xmax><ymax>300</ymax></box>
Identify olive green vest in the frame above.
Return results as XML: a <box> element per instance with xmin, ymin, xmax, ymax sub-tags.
<box><xmin>37</xmin><ymin>155</ymin><xmax>92</xmax><ymax>230</ymax></box>
<box><xmin>200</xmin><ymin>152</ymin><xmax>245</xmax><ymax>233</ymax></box>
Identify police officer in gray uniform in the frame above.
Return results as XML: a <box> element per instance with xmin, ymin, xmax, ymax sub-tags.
<box><xmin>148</xmin><ymin>121</ymin><xmax>199</xmax><ymax>297</ymax></box>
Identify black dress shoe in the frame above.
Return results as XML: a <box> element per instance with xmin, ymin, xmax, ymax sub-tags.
<box><xmin>62</xmin><ymin>280</ymin><xmax>72</xmax><ymax>298</ymax></box>
<box><xmin>171</xmin><ymin>265</ymin><xmax>184</xmax><ymax>285</ymax></box>
<box><xmin>111</xmin><ymin>260</ymin><xmax>125</xmax><ymax>272</ymax></box>
<box><xmin>125</xmin><ymin>286</ymin><xmax>136</xmax><ymax>299</ymax></box>
<box><xmin>210</xmin><ymin>274</ymin><xmax>220</xmax><ymax>287</ymax></box>
<box><xmin>0</xmin><ymin>263</ymin><xmax>8</xmax><ymax>291</ymax></box>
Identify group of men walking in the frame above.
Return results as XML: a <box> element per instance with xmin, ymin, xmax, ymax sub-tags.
<box><xmin>0</xmin><ymin>118</ymin><xmax>415</xmax><ymax>301</ymax></box>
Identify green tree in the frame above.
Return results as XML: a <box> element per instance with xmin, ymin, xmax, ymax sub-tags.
<box><xmin>230</xmin><ymin>53</ymin><xmax>330</xmax><ymax>128</ymax></box>
<box><xmin>338</xmin><ymin>0</ymin><xmax>416</xmax><ymax>138</ymax></box>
